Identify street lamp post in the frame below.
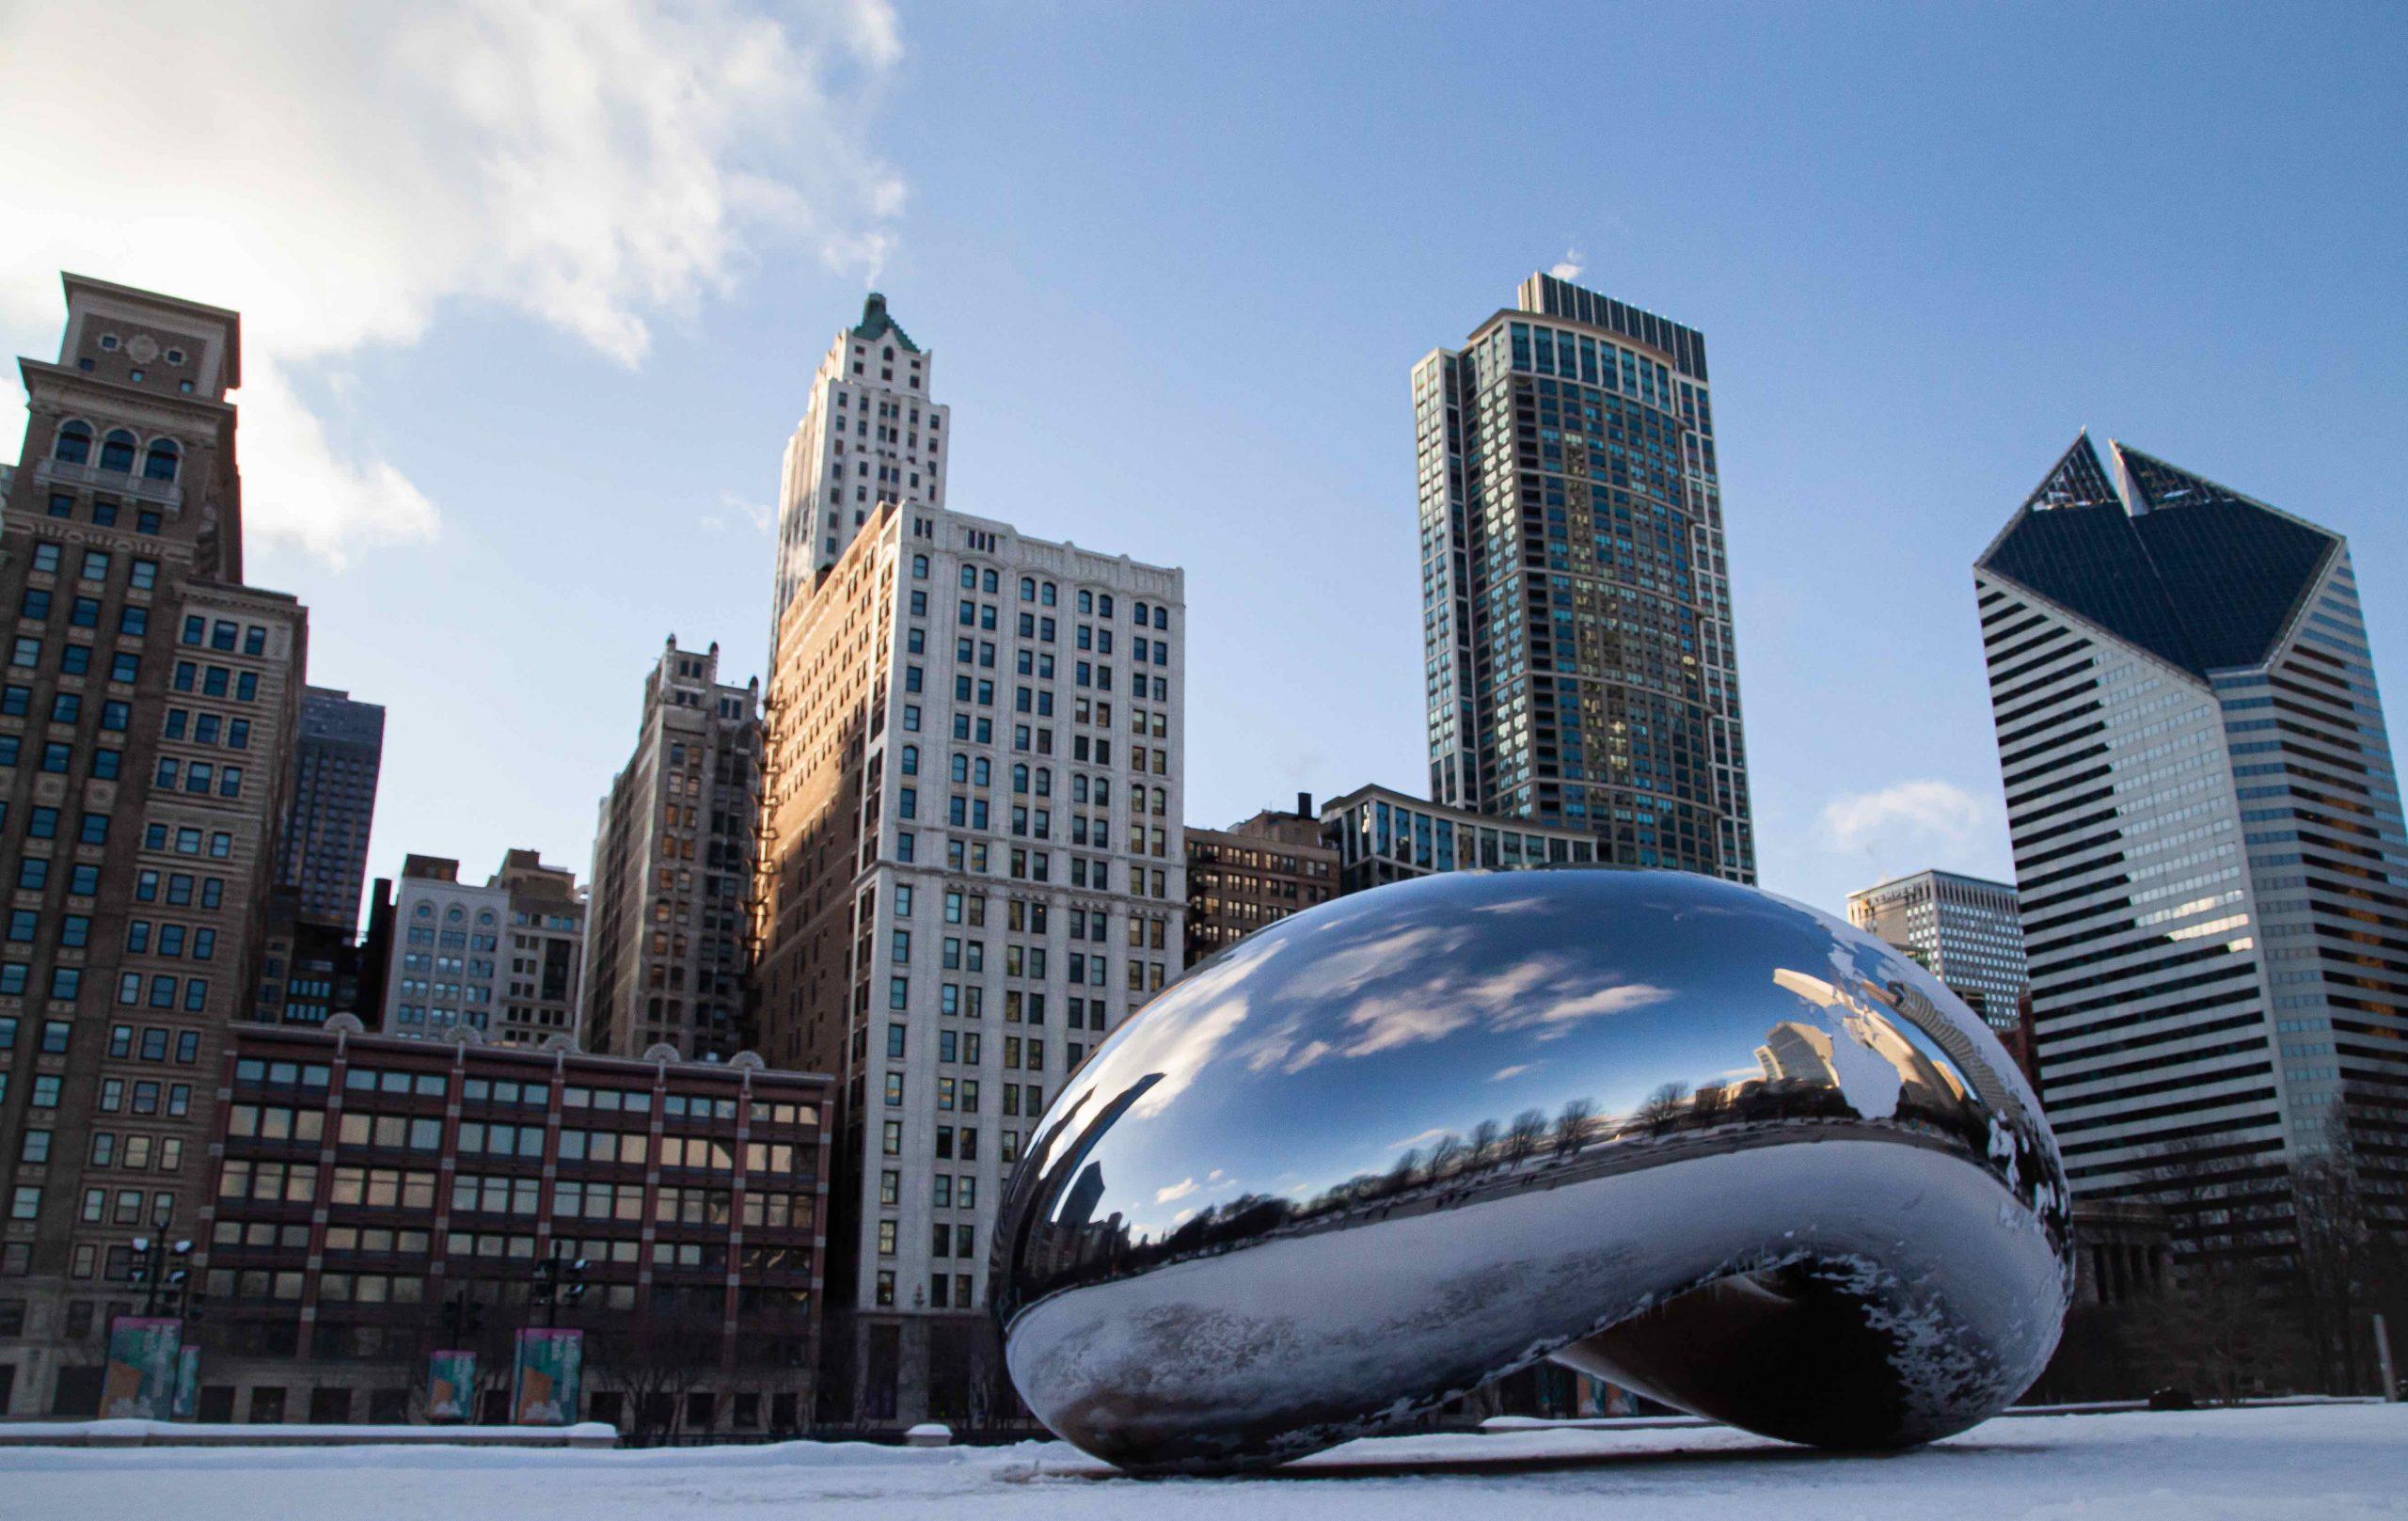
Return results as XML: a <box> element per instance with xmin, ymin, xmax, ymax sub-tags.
<box><xmin>127</xmin><ymin>1235</ymin><xmax>196</xmax><ymax>1318</ymax></box>
<box><xmin>124</xmin><ymin>1234</ymin><xmax>199</xmax><ymax>1420</ymax></box>
<box><xmin>529</xmin><ymin>1244</ymin><xmax>589</xmax><ymax>1329</ymax></box>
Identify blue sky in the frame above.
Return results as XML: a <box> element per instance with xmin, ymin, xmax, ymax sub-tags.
<box><xmin>4</xmin><ymin>2</ymin><xmax>2401</xmax><ymax>926</ymax></box>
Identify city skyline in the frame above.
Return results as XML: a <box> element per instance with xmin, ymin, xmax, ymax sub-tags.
<box><xmin>0</xmin><ymin>6</ymin><xmax>2400</xmax><ymax>930</ymax></box>
<box><xmin>0</xmin><ymin>0</ymin><xmax>2400</xmax><ymax>1442</ymax></box>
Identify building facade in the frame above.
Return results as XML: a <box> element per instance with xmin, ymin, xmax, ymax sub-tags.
<box><xmin>380</xmin><ymin>850</ymin><xmax>586</xmax><ymax>1048</ymax></box>
<box><xmin>768</xmin><ymin>295</ymin><xmax>950</xmax><ymax>661</ymax></box>
<box><xmin>1846</xmin><ymin>868</ymin><xmax>2029</xmax><ymax>1031</ymax></box>
<box><xmin>276</xmin><ymin>685</ymin><xmax>382</xmax><ymax>932</ymax></box>
<box><xmin>1319</xmin><ymin>782</ymin><xmax>1597</xmax><ymax>896</ymax></box>
<box><xmin>251</xmin><ymin>891</ymin><xmax>368</xmax><ymax>1029</ymax></box>
<box><xmin>755</xmin><ymin>500</ymin><xmax>1182</xmax><ymax>1424</ymax></box>
<box><xmin>495</xmin><ymin>850</ymin><xmax>586</xmax><ymax>1046</ymax></box>
<box><xmin>1183</xmin><ymin>794</ymin><xmax>1336</xmax><ymax>966</ymax></box>
<box><xmin>582</xmin><ymin>639</ymin><xmax>761</xmax><ymax>1061</ymax></box>
<box><xmin>0</xmin><ymin>276</ymin><xmax>309</xmax><ymax>1417</ymax></box>
<box><xmin>1975</xmin><ymin>435</ymin><xmax>2407</xmax><ymax>1242</ymax></box>
<box><xmin>1414</xmin><ymin>273</ymin><xmax>1754</xmax><ymax>880</ymax></box>
<box><xmin>183</xmin><ymin>1023</ymin><xmax>827</xmax><ymax>1431</ymax></box>
<box><xmin>380</xmin><ymin>856</ymin><xmax>509</xmax><ymax>1041</ymax></box>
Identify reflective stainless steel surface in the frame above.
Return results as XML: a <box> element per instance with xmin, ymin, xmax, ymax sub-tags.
<box><xmin>991</xmin><ymin>868</ymin><xmax>2072</xmax><ymax>1474</ymax></box>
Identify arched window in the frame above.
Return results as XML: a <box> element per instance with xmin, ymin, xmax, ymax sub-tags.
<box><xmin>99</xmin><ymin>428</ymin><xmax>137</xmax><ymax>473</ymax></box>
<box><xmin>1012</xmin><ymin>764</ymin><xmax>1029</xmax><ymax>794</ymax></box>
<box><xmin>54</xmin><ymin>420</ymin><xmax>93</xmax><ymax>464</ymax></box>
<box><xmin>899</xmin><ymin>744</ymin><xmax>918</xmax><ymax>776</ymax></box>
<box><xmin>1019</xmin><ymin>577</ymin><xmax>1035</xmax><ymax>601</ymax></box>
<box><xmin>911</xmin><ymin>553</ymin><xmax>928</xmax><ymax>579</ymax></box>
<box><xmin>143</xmin><ymin>438</ymin><xmax>181</xmax><ymax>483</ymax></box>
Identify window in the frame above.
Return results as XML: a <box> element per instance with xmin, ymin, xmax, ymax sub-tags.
<box><xmin>143</xmin><ymin>438</ymin><xmax>181</xmax><ymax>482</ymax></box>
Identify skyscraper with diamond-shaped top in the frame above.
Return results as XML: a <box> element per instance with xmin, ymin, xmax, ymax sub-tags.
<box><xmin>1975</xmin><ymin>435</ymin><xmax>2405</xmax><ymax>1241</ymax></box>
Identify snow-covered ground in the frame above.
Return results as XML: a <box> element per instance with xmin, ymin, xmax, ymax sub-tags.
<box><xmin>3</xmin><ymin>1404</ymin><xmax>2400</xmax><ymax>1520</ymax></box>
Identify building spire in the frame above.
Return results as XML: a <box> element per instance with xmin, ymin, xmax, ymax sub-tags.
<box><xmin>2023</xmin><ymin>432</ymin><xmax>2123</xmax><ymax>514</ymax></box>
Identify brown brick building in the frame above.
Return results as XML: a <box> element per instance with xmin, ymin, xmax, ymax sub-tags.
<box><xmin>187</xmin><ymin>1022</ymin><xmax>829</xmax><ymax>1433</ymax></box>
<box><xmin>581</xmin><ymin>638</ymin><xmax>761</xmax><ymax>1061</ymax></box>
<box><xmin>1183</xmin><ymin>793</ymin><xmax>1336</xmax><ymax>965</ymax></box>
<box><xmin>0</xmin><ymin>276</ymin><xmax>307</xmax><ymax>1417</ymax></box>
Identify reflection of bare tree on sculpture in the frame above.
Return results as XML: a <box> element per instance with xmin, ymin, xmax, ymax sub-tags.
<box><xmin>1468</xmin><ymin>1118</ymin><xmax>1501</xmax><ymax>1167</ymax></box>
<box><xmin>1423</xmin><ymin>1133</ymin><xmax>1464</xmax><ymax>1184</ymax></box>
<box><xmin>1504</xmin><ymin>1109</ymin><xmax>1548</xmax><ymax>1164</ymax></box>
<box><xmin>1636</xmin><ymin>1082</ymin><xmax>1690</xmax><ymax>1136</ymax></box>
<box><xmin>1554</xmin><ymin>1098</ymin><xmax>1595</xmax><ymax>1158</ymax></box>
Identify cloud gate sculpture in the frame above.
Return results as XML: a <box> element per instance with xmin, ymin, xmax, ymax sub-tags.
<box><xmin>990</xmin><ymin>868</ymin><xmax>2072</xmax><ymax>1474</ymax></box>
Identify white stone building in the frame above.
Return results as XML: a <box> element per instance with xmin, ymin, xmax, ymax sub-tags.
<box><xmin>767</xmin><ymin>293</ymin><xmax>951</xmax><ymax>662</ymax></box>
<box><xmin>756</xmin><ymin>499</ymin><xmax>1183</xmax><ymax>1424</ymax></box>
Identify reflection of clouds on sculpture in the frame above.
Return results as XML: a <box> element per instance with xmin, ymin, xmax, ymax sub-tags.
<box><xmin>1108</xmin><ymin>934</ymin><xmax>1277</xmax><ymax>1120</ymax></box>
<box><xmin>992</xmin><ymin>867</ymin><xmax>2072</xmax><ymax>1476</ymax></box>
<box><xmin>1243</xmin><ymin>943</ymin><xmax>1673</xmax><ymax>1073</ymax></box>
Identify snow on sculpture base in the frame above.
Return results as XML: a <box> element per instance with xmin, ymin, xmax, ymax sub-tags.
<box><xmin>990</xmin><ymin>869</ymin><xmax>2075</xmax><ymax>1473</ymax></box>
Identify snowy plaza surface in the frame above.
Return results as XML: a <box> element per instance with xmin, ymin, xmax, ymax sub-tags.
<box><xmin>5</xmin><ymin>1404</ymin><xmax>2403</xmax><ymax>1520</ymax></box>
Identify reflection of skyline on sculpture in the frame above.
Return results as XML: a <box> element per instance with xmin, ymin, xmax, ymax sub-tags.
<box><xmin>1022</xmin><ymin>868</ymin><xmax>2047</xmax><ymax>1243</ymax></box>
<box><xmin>992</xmin><ymin>867</ymin><xmax>2070</xmax><ymax>1473</ymax></box>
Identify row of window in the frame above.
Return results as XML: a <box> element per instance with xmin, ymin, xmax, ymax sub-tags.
<box><xmin>39</xmin><ymin>491</ymin><xmax>166</xmax><ymax>534</ymax></box>
<box><xmin>229</xmin><ymin>1060</ymin><xmax>816</xmax><ymax>1124</ymax></box>
<box><xmin>0</xmin><ymin>736</ymin><xmax>121</xmax><ymax>776</ymax></box>
<box><xmin>9</xmin><ymin>636</ymin><xmax>145</xmax><ymax>687</ymax></box>
<box><xmin>50</xmin><ymin>420</ymin><xmax>182</xmax><ymax>480</ymax></box>
<box><xmin>0</xmin><ymin>1070</ymin><xmax>191</xmax><ymax>1117</ymax></box>
<box><xmin>1</xmin><ymin>684</ymin><xmax>132</xmax><ymax>728</ymax></box>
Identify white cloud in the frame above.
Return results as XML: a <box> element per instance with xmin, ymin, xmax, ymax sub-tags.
<box><xmin>1818</xmin><ymin>779</ymin><xmax>1999</xmax><ymax>860</ymax></box>
<box><xmin>0</xmin><ymin>0</ymin><xmax>906</xmax><ymax>565</ymax></box>
<box><xmin>702</xmin><ymin>489</ymin><xmax>777</xmax><ymax>535</ymax></box>
<box><xmin>1154</xmin><ymin>1178</ymin><xmax>1198</xmax><ymax>1205</ymax></box>
<box><xmin>1549</xmin><ymin>246</ymin><xmax>1586</xmax><ymax>280</ymax></box>
<box><xmin>1490</xmin><ymin>1064</ymin><xmax>1531</xmax><ymax>1083</ymax></box>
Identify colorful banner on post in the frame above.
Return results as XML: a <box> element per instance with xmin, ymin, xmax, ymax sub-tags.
<box><xmin>428</xmin><ymin>1350</ymin><xmax>477</xmax><ymax>1422</ymax></box>
<box><xmin>102</xmin><ymin>1316</ymin><xmax>182</xmax><ymax>1419</ymax></box>
<box><xmin>511</xmin><ymin>1328</ymin><xmax>582</xmax><ymax>1425</ymax></box>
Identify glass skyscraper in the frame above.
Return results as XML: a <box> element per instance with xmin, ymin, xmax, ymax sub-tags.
<box><xmin>1413</xmin><ymin>274</ymin><xmax>1753</xmax><ymax>879</ymax></box>
<box><xmin>1976</xmin><ymin>435</ymin><xmax>2406</xmax><ymax>1234</ymax></box>
<box><xmin>277</xmin><ymin>684</ymin><xmax>384</xmax><ymax>931</ymax></box>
